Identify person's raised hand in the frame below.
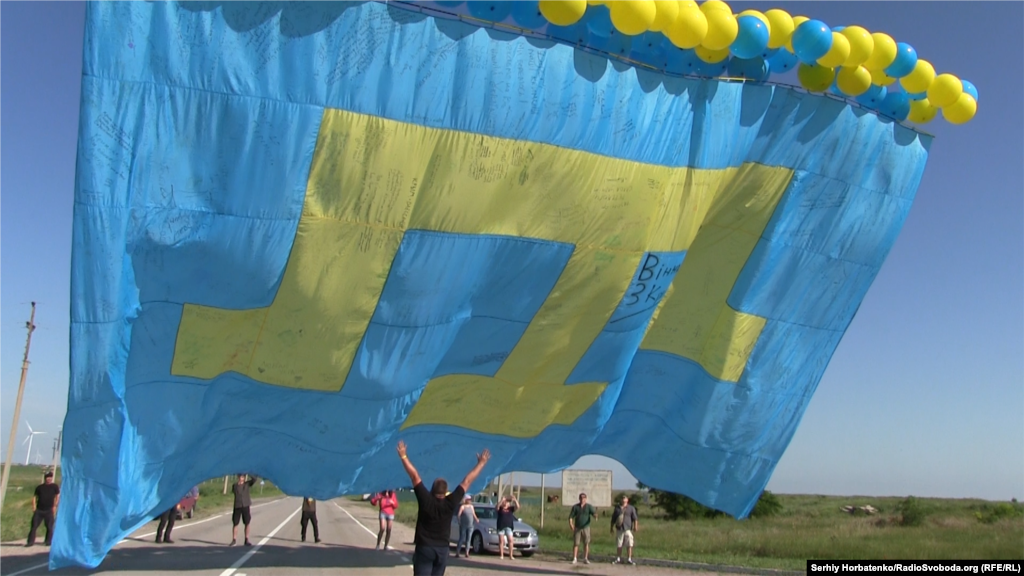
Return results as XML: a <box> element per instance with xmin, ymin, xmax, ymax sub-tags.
<box><xmin>477</xmin><ymin>448</ymin><xmax>491</xmax><ymax>465</ymax></box>
<box><xmin>397</xmin><ymin>440</ymin><xmax>408</xmax><ymax>459</ymax></box>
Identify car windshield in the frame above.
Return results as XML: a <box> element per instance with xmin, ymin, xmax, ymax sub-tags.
<box><xmin>474</xmin><ymin>506</ymin><xmax>497</xmax><ymax>520</ymax></box>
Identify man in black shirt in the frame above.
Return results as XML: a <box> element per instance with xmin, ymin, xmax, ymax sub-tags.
<box><xmin>397</xmin><ymin>440</ymin><xmax>490</xmax><ymax>576</ymax></box>
<box><xmin>26</xmin><ymin>471</ymin><xmax>59</xmax><ymax>546</ymax></box>
<box><xmin>230</xmin><ymin>473</ymin><xmax>257</xmax><ymax>546</ymax></box>
<box><xmin>300</xmin><ymin>497</ymin><xmax>320</xmax><ymax>543</ymax></box>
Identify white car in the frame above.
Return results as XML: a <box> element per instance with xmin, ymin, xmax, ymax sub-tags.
<box><xmin>449</xmin><ymin>504</ymin><xmax>539</xmax><ymax>556</ymax></box>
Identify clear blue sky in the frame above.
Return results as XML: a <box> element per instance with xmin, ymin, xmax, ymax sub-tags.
<box><xmin>2</xmin><ymin>2</ymin><xmax>1021</xmax><ymax>500</ymax></box>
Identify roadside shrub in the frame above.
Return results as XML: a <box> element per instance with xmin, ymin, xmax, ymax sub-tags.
<box><xmin>975</xmin><ymin>502</ymin><xmax>1024</xmax><ymax>524</ymax></box>
<box><xmin>896</xmin><ymin>496</ymin><xmax>927</xmax><ymax>527</ymax></box>
<box><xmin>750</xmin><ymin>490</ymin><xmax>783</xmax><ymax>518</ymax></box>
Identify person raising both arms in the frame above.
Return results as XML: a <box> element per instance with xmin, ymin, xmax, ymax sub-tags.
<box><xmin>371</xmin><ymin>489</ymin><xmax>399</xmax><ymax>550</ymax></box>
<box><xmin>397</xmin><ymin>440</ymin><xmax>490</xmax><ymax>576</ymax></box>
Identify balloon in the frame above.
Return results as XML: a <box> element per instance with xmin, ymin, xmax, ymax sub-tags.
<box><xmin>870</xmin><ymin>68</ymin><xmax>896</xmax><ymax>86</ymax></box>
<box><xmin>791</xmin><ymin>19</ymin><xmax>832</xmax><ymax>64</ymax></box>
<box><xmin>927</xmin><ymin>73</ymin><xmax>963</xmax><ymax>108</ymax></box>
<box><xmin>766</xmin><ymin>47</ymin><xmax>797</xmax><ymax>73</ymax></box>
<box><xmin>727</xmin><ymin>56</ymin><xmax>769</xmax><ymax>81</ymax></box>
<box><xmin>907</xmin><ymin>91</ymin><xmax>927</xmax><ymax>101</ymax></box>
<box><xmin>855</xmin><ymin>84</ymin><xmax>887</xmax><ymax>108</ymax></box>
<box><xmin>609</xmin><ymin>0</ymin><xmax>657</xmax><ymax>35</ymax></box>
<box><xmin>763</xmin><ymin>9</ymin><xmax>793</xmax><ymax>49</ymax></box>
<box><xmin>435</xmin><ymin>1</ymin><xmax>464</xmax><ymax>6</ymax></box>
<box><xmin>941</xmin><ymin>93</ymin><xmax>977</xmax><ymax>125</ymax></box>
<box><xmin>836</xmin><ymin>65</ymin><xmax>871</xmax><ymax>97</ymax></box>
<box><xmin>961</xmin><ymin>79</ymin><xmax>979</xmax><ymax>103</ymax></box>
<box><xmin>666</xmin><ymin>6</ymin><xmax>707</xmax><ymax>49</ymax></box>
<box><xmin>630</xmin><ymin>31</ymin><xmax>668</xmax><ymax>62</ymax></box>
<box><xmin>649</xmin><ymin>0</ymin><xmax>680</xmax><ymax>32</ymax></box>
<box><xmin>701</xmin><ymin>10</ymin><xmax>738</xmax><ymax>50</ymax></box>
<box><xmin>785</xmin><ymin>16</ymin><xmax>809</xmax><ymax>52</ymax></box>
<box><xmin>730</xmin><ymin>15</ymin><xmax>769</xmax><ymax>59</ymax></box>
<box><xmin>899</xmin><ymin>59</ymin><xmax>935</xmax><ymax>94</ymax></box>
<box><xmin>816</xmin><ymin>32</ymin><xmax>849</xmax><ymax>68</ymax></box>
<box><xmin>585</xmin><ymin>4</ymin><xmax>613</xmax><ymax>37</ymax></box>
<box><xmin>594</xmin><ymin>29</ymin><xmax>634</xmax><ymax>55</ymax></box>
<box><xmin>797</xmin><ymin>63</ymin><xmax>835</xmax><ymax>92</ymax></box>
<box><xmin>468</xmin><ymin>1</ymin><xmax>513</xmax><ymax>22</ymax></box>
<box><xmin>699</xmin><ymin>0</ymin><xmax>731</xmax><ymax>14</ymax></box>
<box><xmin>879</xmin><ymin>90</ymin><xmax>910</xmax><ymax>121</ymax></box>
<box><xmin>863</xmin><ymin>32</ymin><xmax>896</xmax><ymax>71</ymax></box>
<box><xmin>693</xmin><ymin>55</ymin><xmax>728</xmax><ymax>77</ymax></box>
<box><xmin>539</xmin><ymin>0</ymin><xmax>587</xmax><ymax>26</ymax></box>
<box><xmin>907</xmin><ymin>98</ymin><xmax>938</xmax><ymax>124</ymax></box>
<box><xmin>695</xmin><ymin>44</ymin><xmax>730</xmax><ymax>63</ymax></box>
<box><xmin>738</xmin><ymin>9</ymin><xmax>769</xmax><ymax>32</ymax></box>
<box><xmin>885</xmin><ymin>42</ymin><xmax>918</xmax><ymax>79</ymax></box>
<box><xmin>839</xmin><ymin>26</ymin><xmax>873</xmax><ymax>67</ymax></box>
<box><xmin>511</xmin><ymin>1</ymin><xmax>548</xmax><ymax>28</ymax></box>
<box><xmin>588</xmin><ymin>0</ymin><xmax>604</xmax><ymax>4</ymax></box>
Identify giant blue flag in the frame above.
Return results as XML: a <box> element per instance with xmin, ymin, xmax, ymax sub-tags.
<box><xmin>56</xmin><ymin>1</ymin><xmax>930</xmax><ymax>568</ymax></box>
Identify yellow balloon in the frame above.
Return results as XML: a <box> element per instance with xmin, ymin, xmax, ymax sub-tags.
<box><xmin>764</xmin><ymin>9</ymin><xmax>793</xmax><ymax>49</ymax></box>
<box><xmin>907</xmin><ymin>98</ymin><xmax>938</xmax><ymax>124</ymax></box>
<box><xmin>927</xmin><ymin>73</ymin><xmax>963</xmax><ymax>108</ymax></box>
<box><xmin>863</xmin><ymin>32</ymin><xmax>896</xmax><ymax>71</ymax></box>
<box><xmin>649</xmin><ymin>0</ymin><xmax>681</xmax><ymax>32</ymax></box>
<box><xmin>785</xmin><ymin>15</ymin><xmax>809</xmax><ymax>52</ymax></box>
<box><xmin>836</xmin><ymin>65</ymin><xmax>871</xmax><ymax>96</ymax></box>
<box><xmin>817</xmin><ymin>32</ymin><xmax>850</xmax><ymax>68</ymax></box>
<box><xmin>609</xmin><ymin>0</ymin><xmax>657</xmax><ymax>35</ymax></box>
<box><xmin>738</xmin><ymin>9</ymin><xmax>770</xmax><ymax>34</ymax></box>
<box><xmin>900</xmin><ymin>59</ymin><xmax>935</xmax><ymax>94</ymax></box>
<box><xmin>942</xmin><ymin>93</ymin><xmax>977</xmax><ymax>125</ymax></box>
<box><xmin>678</xmin><ymin>0</ymin><xmax>698</xmax><ymax>8</ymax></box>
<box><xmin>588</xmin><ymin>0</ymin><xmax>605</xmax><ymax>4</ymax></box>
<box><xmin>695</xmin><ymin>44</ymin><xmax>730</xmax><ymax>63</ymax></box>
<box><xmin>797</xmin><ymin>63</ymin><xmax>835</xmax><ymax>92</ymax></box>
<box><xmin>840</xmin><ymin>26</ymin><xmax>873</xmax><ymax>67</ymax></box>
<box><xmin>666</xmin><ymin>6</ymin><xmax>708</xmax><ymax>48</ymax></box>
<box><xmin>870</xmin><ymin>68</ymin><xmax>896</xmax><ymax>86</ymax></box>
<box><xmin>539</xmin><ymin>0</ymin><xmax>588</xmax><ymax>26</ymax></box>
<box><xmin>701</xmin><ymin>10</ymin><xmax>737</xmax><ymax>50</ymax></box>
<box><xmin>699</xmin><ymin>0</ymin><xmax>731</xmax><ymax>14</ymax></box>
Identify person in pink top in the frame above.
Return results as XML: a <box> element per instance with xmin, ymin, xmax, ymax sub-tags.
<box><xmin>372</xmin><ymin>490</ymin><xmax>399</xmax><ymax>550</ymax></box>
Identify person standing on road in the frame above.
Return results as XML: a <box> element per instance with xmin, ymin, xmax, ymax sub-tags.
<box><xmin>455</xmin><ymin>495</ymin><xmax>478</xmax><ymax>558</ymax></box>
<box><xmin>397</xmin><ymin>440</ymin><xmax>490</xmax><ymax>576</ymax></box>
<box><xmin>569</xmin><ymin>492</ymin><xmax>598</xmax><ymax>565</ymax></box>
<box><xmin>26</xmin><ymin>471</ymin><xmax>59</xmax><ymax>547</ymax></box>
<box><xmin>495</xmin><ymin>495</ymin><xmax>519</xmax><ymax>560</ymax></box>
<box><xmin>300</xmin><ymin>497</ymin><xmax>320</xmax><ymax>543</ymax></box>
<box><xmin>155</xmin><ymin>501</ymin><xmax>180</xmax><ymax>544</ymax></box>
<box><xmin>230</xmin><ymin>473</ymin><xmax>257</xmax><ymax>546</ymax></box>
<box><xmin>372</xmin><ymin>489</ymin><xmax>399</xmax><ymax>550</ymax></box>
<box><xmin>611</xmin><ymin>495</ymin><xmax>639</xmax><ymax>564</ymax></box>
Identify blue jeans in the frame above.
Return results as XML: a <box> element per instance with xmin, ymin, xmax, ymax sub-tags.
<box><xmin>457</xmin><ymin>525</ymin><xmax>472</xmax><ymax>553</ymax></box>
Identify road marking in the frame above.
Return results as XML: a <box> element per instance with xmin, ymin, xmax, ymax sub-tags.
<box><xmin>218</xmin><ymin>504</ymin><xmax>302</xmax><ymax>576</ymax></box>
<box><xmin>121</xmin><ymin>497</ymin><xmax>287</xmax><ymax>543</ymax></box>
<box><xmin>333</xmin><ymin>501</ymin><xmax>413</xmax><ymax>565</ymax></box>
<box><xmin>6</xmin><ymin>562</ymin><xmax>49</xmax><ymax>576</ymax></box>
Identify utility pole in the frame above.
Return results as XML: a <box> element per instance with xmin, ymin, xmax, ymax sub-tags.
<box><xmin>50</xmin><ymin>427</ymin><xmax>63</xmax><ymax>472</ymax></box>
<box><xmin>1</xmin><ymin>303</ymin><xmax>37</xmax><ymax>507</ymax></box>
<box><xmin>540</xmin><ymin>473</ymin><xmax>545</xmax><ymax>529</ymax></box>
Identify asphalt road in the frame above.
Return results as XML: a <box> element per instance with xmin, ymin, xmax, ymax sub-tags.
<box><xmin>0</xmin><ymin>498</ymin><xmax>720</xmax><ymax>576</ymax></box>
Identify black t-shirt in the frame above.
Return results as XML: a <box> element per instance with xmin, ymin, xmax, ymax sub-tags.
<box><xmin>35</xmin><ymin>483</ymin><xmax>60</xmax><ymax>509</ymax></box>
<box><xmin>232</xmin><ymin>477</ymin><xmax>256</xmax><ymax>508</ymax></box>
<box><xmin>496</xmin><ymin>506</ymin><xmax>517</xmax><ymax>530</ymax></box>
<box><xmin>413</xmin><ymin>482</ymin><xmax>465</xmax><ymax>547</ymax></box>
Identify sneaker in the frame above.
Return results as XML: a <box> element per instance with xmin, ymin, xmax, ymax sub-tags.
<box><xmin>614</xmin><ymin>557</ymin><xmax>622</xmax><ymax>564</ymax></box>
<box><xmin>572</xmin><ymin>558</ymin><xmax>577</xmax><ymax>565</ymax></box>
<box><xmin>628</xmin><ymin>558</ymin><xmax>635</xmax><ymax>565</ymax></box>
<box><xmin>584</xmin><ymin>558</ymin><xmax>591</xmax><ymax>565</ymax></box>
<box><xmin>164</xmin><ymin>539</ymin><xmax>174</xmax><ymax>544</ymax></box>
<box><xmin>229</xmin><ymin>539</ymin><xmax>236</xmax><ymax>546</ymax></box>
<box><xmin>385</xmin><ymin>545</ymin><xmax>393</xmax><ymax>551</ymax></box>
<box><xmin>301</xmin><ymin>537</ymin><xmax>306</xmax><ymax>542</ymax></box>
<box><xmin>244</xmin><ymin>540</ymin><xmax>253</xmax><ymax>547</ymax></box>
<box><xmin>315</xmin><ymin>538</ymin><xmax>321</xmax><ymax>543</ymax></box>
<box><xmin>25</xmin><ymin>543</ymin><xmax>34</xmax><ymax>548</ymax></box>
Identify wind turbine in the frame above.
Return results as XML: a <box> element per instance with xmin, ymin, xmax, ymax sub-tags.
<box><xmin>22</xmin><ymin>422</ymin><xmax>44</xmax><ymax>466</ymax></box>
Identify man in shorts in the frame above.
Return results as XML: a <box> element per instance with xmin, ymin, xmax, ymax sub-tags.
<box><xmin>230</xmin><ymin>473</ymin><xmax>257</xmax><ymax>546</ymax></box>
<box><xmin>397</xmin><ymin>440</ymin><xmax>490</xmax><ymax>576</ymax></box>
<box><xmin>611</xmin><ymin>495</ymin><xmax>639</xmax><ymax>564</ymax></box>
<box><xmin>569</xmin><ymin>492</ymin><xmax>598</xmax><ymax>565</ymax></box>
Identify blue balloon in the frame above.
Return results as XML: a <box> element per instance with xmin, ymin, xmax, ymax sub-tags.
<box><xmin>511</xmin><ymin>1</ymin><xmax>546</xmax><ymax>29</ymax></box>
<box><xmin>590</xmin><ymin>29</ymin><xmax>633</xmax><ymax>56</ymax></box>
<box><xmin>879</xmin><ymin>91</ymin><xmax>910</xmax><ymax>121</ymax></box>
<box><xmin>731</xmin><ymin>15</ymin><xmax>770</xmax><ymax>60</ymax></box>
<box><xmin>728</xmin><ymin>57</ymin><xmax>769</xmax><ymax>81</ymax></box>
<box><xmin>832</xmin><ymin>25</ymin><xmax>845</xmax><ymax>32</ymax></box>
<box><xmin>630</xmin><ymin>32</ymin><xmax>668</xmax><ymax>64</ymax></box>
<box><xmin>884</xmin><ymin>42</ymin><xmax>918</xmax><ymax>78</ymax></box>
<box><xmin>791</xmin><ymin>19</ymin><xmax>832</xmax><ymax>64</ymax></box>
<box><xmin>906</xmin><ymin>91</ymin><xmax>927</xmax><ymax>101</ymax></box>
<box><xmin>468</xmin><ymin>0</ymin><xmax>516</xmax><ymax>21</ymax></box>
<box><xmin>830</xmin><ymin>77</ymin><xmax>849</xmax><ymax>98</ymax></box>
<box><xmin>766</xmin><ymin>48</ymin><xmax>798</xmax><ymax>74</ymax></box>
<box><xmin>962</xmin><ymin>79</ymin><xmax>979</xmax><ymax>102</ymax></box>
<box><xmin>694</xmin><ymin>57</ymin><xmax>728</xmax><ymax>78</ymax></box>
<box><xmin>434</xmin><ymin>1</ymin><xmax>464</xmax><ymax>6</ymax></box>
<box><xmin>856</xmin><ymin>84</ymin><xmax>887</xmax><ymax>107</ymax></box>
<box><xmin>669</xmin><ymin>48</ymin><xmax>701</xmax><ymax>76</ymax></box>
<box><xmin>548</xmin><ymin>20</ymin><xmax>587</xmax><ymax>44</ymax></box>
<box><xmin>585</xmin><ymin>4</ymin><xmax>613</xmax><ymax>38</ymax></box>
<box><xmin>760</xmin><ymin>47</ymin><xmax>779</xmax><ymax>60</ymax></box>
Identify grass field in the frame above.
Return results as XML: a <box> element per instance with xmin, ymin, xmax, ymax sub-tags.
<box><xmin>0</xmin><ymin>465</ymin><xmax>284</xmax><ymax>543</ymax></box>
<box><xmin>375</xmin><ymin>487</ymin><xmax>1023</xmax><ymax>571</ymax></box>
